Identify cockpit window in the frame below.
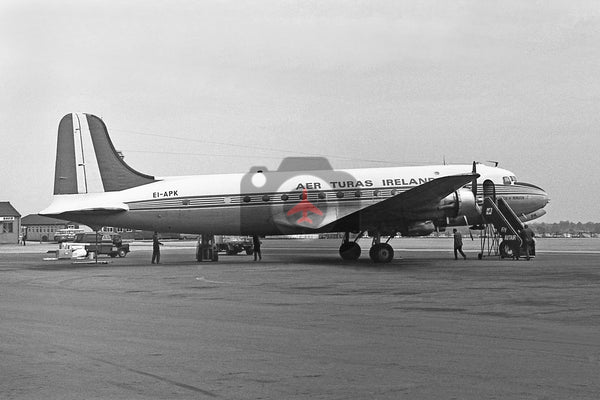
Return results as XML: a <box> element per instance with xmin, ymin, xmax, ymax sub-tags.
<box><xmin>503</xmin><ymin>176</ymin><xmax>518</xmax><ymax>185</ymax></box>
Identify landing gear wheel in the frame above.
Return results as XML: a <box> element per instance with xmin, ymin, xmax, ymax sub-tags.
<box><xmin>369</xmin><ymin>243</ymin><xmax>394</xmax><ymax>263</ymax></box>
<box><xmin>499</xmin><ymin>240</ymin><xmax>517</xmax><ymax>259</ymax></box>
<box><xmin>339</xmin><ymin>242</ymin><xmax>361</xmax><ymax>260</ymax></box>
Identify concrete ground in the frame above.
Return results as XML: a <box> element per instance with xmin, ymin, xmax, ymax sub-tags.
<box><xmin>1</xmin><ymin>238</ymin><xmax>599</xmax><ymax>399</ymax></box>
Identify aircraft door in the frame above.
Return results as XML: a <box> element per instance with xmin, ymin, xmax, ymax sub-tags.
<box><xmin>483</xmin><ymin>179</ymin><xmax>496</xmax><ymax>203</ymax></box>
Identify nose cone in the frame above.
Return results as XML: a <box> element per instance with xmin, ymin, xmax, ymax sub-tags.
<box><xmin>542</xmin><ymin>190</ymin><xmax>550</xmax><ymax>207</ymax></box>
<box><xmin>519</xmin><ymin>181</ymin><xmax>549</xmax><ymax>213</ymax></box>
<box><xmin>536</xmin><ymin>186</ymin><xmax>550</xmax><ymax>209</ymax></box>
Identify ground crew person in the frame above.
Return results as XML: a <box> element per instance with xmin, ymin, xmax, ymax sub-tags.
<box><xmin>252</xmin><ymin>235</ymin><xmax>262</xmax><ymax>261</ymax></box>
<box><xmin>151</xmin><ymin>231</ymin><xmax>163</xmax><ymax>264</ymax></box>
<box><xmin>453</xmin><ymin>229</ymin><xmax>467</xmax><ymax>260</ymax></box>
<box><xmin>519</xmin><ymin>224</ymin><xmax>535</xmax><ymax>261</ymax></box>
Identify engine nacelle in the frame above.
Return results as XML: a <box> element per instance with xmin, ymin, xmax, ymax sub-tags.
<box><xmin>402</xmin><ymin>220</ymin><xmax>436</xmax><ymax>236</ymax></box>
<box><xmin>519</xmin><ymin>209</ymin><xmax>546</xmax><ymax>222</ymax></box>
<box><xmin>438</xmin><ymin>188</ymin><xmax>480</xmax><ymax>221</ymax></box>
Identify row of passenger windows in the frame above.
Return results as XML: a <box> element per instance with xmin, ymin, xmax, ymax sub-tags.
<box><xmin>242</xmin><ymin>189</ymin><xmax>397</xmax><ymax>203</ymax></box>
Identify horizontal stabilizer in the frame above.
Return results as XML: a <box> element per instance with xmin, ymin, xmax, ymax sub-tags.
<box><xmin>39</xmin><ymin>195</ymin><xmax>129</xmax><ymax>217</ymax></box>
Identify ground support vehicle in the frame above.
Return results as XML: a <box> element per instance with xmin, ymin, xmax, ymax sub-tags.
<box><xmin>67</xmin><ymin>233</ymin><xmax>130</xmax><ymax>258</ymax></box>
<box><xmin>215</xmin><ymin>236</ymin><xmax>253</xmax><ymax>255</ymax></box>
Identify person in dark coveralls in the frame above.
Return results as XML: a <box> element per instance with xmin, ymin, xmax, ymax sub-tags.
<box><xmin>453</xmin><ymin>229</ymin><xmax>467</xmax><ymax>260</ymax></box>
<box><xmin>519</xmin><ymin>224</ymin><xmax>535</xmax><ymax>260</ymax></box>
<box><xmin>252</xmin><ymin>235</ymin><xmax>262</xmax><ymax>261</ymax></box>
<box><xmin>151</xmin><ymin>231</ymin><xmax>163</xmax><ymax>264</ymax></box>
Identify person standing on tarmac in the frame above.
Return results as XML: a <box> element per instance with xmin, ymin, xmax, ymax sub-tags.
<box><xmin>519</xmin><ymin>224</ymin><xmax>535</xmax><ymax>261</ymax></box>
<box><xmin>151</xmin><ymin>231</ymin><xmax>163</xmax><ymax>264</ymax></box>
<box><xmin>252</xmin><ymin>235</ymin><xmax>262</xmax><ymax>261</ymax></box>
<box><xmin>453</xmin><ymin>229</ymin><xmax>467</xmax><ymax>260</ymax></box>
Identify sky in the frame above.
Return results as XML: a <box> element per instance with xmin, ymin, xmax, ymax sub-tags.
<box><xmin>1</xmin><ymin>0</ymin><xmax>599</xmax><ymax>223</ymax></box>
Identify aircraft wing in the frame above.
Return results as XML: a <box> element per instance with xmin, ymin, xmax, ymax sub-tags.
<box><xmin>321</xmin><ymin>173</ymin><xmax>478</xmax><ymax>231</ymax></box>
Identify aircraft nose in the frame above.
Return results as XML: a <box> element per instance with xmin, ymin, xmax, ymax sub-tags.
<box><xmin>538</xmin><ymin>186</ymin><xmax>550</xmax><ymax>207</ymax></box>
<box><xmin>542</xmin><ymin>191</ymin><xmax>550</xmax><ymax>207</ymax></box>
<box><xmin>526</xmin><ymin>183</ymin><xmax>550</xmax><ymax>209</ymax></box>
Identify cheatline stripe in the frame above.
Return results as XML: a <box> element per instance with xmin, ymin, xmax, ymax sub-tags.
<box><xmin>126</xmin><ymin>186</ymin><xmax>543</xmax><ymax>211</ymax></box>
<box><xmin>127</xmin><ymin>188</ymin><xmax>412</xmax><ymax>210</ymax></box>
<box><xmin>128</xmin><ymin>199</ymin><xmax>371</xmax><ymax>211</ymax></box>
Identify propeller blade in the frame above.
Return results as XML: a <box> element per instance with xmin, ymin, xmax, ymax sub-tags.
<box><xmin>472</xmin><ymin>161</ymin><xmax>478</xmax><ymax>198</ymax></box>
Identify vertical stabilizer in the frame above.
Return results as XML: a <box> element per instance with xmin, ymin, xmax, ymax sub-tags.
<box><xmin>85</xmin><ymin>114</ymin><xmax>155</xmax><ymax>191</ymax></box>
<box><xmin>52</xmin><ymin>113</ymin><xmax>155</xmax><ymax>195</ymax></box>
<box><xmin>54</xmin><ymin>114</ymin><xmax>78</xmax><ymax>195</ymax></box>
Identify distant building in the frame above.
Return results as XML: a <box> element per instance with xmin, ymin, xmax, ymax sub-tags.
<box><xmin>21</xmin><ymin>214</ymin><xmax>184</xmax><ymax>242</ymax></box>
<box><xmin>20</xmin><ymin>215</ymin><xmax>79</xmax><ymax>242</ymax></box>
<box><xmin>0</xmin><ymin>202</ymin><xmax>21</xmax><ymax>244</ymax></box>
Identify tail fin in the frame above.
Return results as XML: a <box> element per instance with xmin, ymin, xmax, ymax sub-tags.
<box><xmin>53</xmin><ymin>113</ymin><xmax>155</xmax><ymax>195</ymax></box>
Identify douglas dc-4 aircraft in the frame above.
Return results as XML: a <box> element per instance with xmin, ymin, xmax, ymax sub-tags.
<box><xmin>41</xmin><ymin>113</ymin><xmax>549</xmax><ymax>262</ymax></box>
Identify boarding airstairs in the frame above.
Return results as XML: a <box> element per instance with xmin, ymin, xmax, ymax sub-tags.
<box><xmin>478</xmin><ymin>190</ymin><xmax>530</xmax><ymax>259</ymax></box>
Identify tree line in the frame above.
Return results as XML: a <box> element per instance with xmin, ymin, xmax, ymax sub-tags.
<box><xmin>529</xmin><ymin>221</ymin><xmax>600</xmax><ymax>235</ymax></box>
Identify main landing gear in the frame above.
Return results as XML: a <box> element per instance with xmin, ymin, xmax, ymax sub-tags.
<box><xmin>339</xmin><ymin>232</ymin><xmax>362</xmax><ymax>260</ymax></box>
<box><xmin>338</xmin><ymin>232</ymin><xmax>395</xmax><ymax>263</ymax></box>
<box><xmin>369</xmin><ymin>234</ymin><xmax>394</xmax><ymax>263</ymax></box>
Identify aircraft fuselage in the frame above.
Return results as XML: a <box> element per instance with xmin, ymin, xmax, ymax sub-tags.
<box><xmin>44</xmin><ymin>164</ymin><xmax>548</xmax><ymax>236</ymax></box>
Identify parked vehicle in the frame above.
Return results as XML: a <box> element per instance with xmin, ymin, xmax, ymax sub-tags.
<box><xmin>53</xmin><ymin>228</ymin><xmax>85</xmax><ymax>243</ymax></box>
<box><xmin>68</xmin><ymin>232</ymin><xmax>130</xmax><ymax>258</ymax></box>
<box><xmin>215</xmin><ymin>236</ymin><xmax>253</xmax><ymax>255</ymax></box>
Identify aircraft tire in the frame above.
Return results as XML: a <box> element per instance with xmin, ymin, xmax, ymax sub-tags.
<box><xmin>339</xmin><ymin>242</ymin><xmax>361</xmax><ymax>260</ymax></box>
<box><xmin>369</xmin><ymin>243</ymin><xmax>394</xmax><ymax>263</ymax></box>
<box><xmin>499</xmin><ymin>241</ymin><xmax>517</xmax><ymax>259</ymax></box>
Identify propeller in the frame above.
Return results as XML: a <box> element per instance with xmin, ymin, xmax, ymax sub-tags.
<box><xmin>472</xmin><ymin>161</ymin><xmax>478</xmax><ymax>199</ymax></box>
<box><xmin>469</xmin><ymin>161</ymin><xmax>484</xmax><ymax>231</ymax></box>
